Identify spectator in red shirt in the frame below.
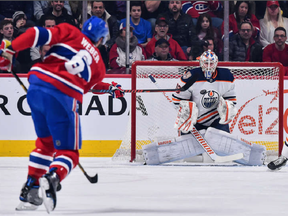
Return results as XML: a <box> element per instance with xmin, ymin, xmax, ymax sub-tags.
<box><xmin>263</xmin><ymin>27</ymin><xmax>288</xmax><ymax>75</ymax></box>
<box><xmin>147</xmin><ymin>38</ymin><xmax>177</xmax><ymax>61</ymax></box>
<box><xmin>145</xmin><ymin>16</ymin><xmax>187</xmax><ymax>60</ymax></box>
<box><xmin>182</xmin><ymin>1</ymin><xmax>223</xmax><ymax>28</ymax></box>
<box><xmin>221</xmin><ymin>1</ymin><xmax>260</xmax><ymax>40</ymax></box>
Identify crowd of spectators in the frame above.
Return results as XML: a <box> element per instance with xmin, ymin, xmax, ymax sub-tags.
<box><xmin>1</xmin><ymin>1</ymin><xmax>288</xmax><ymax>75</ymax></box>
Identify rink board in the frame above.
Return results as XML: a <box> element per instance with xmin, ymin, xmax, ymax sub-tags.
<box><xmin>0</xmin><ymin>75</ymin><xmax>287</xmax><ymax>156</ymax></box>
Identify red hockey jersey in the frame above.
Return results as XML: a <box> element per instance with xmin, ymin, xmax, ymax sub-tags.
<box><xmin>10</xmin><ymin>23</ymin><xmax>108</xmax><ymax>103</ymax></box>
<box><xmin>182</xmin><ymin>1</ymin><xmax>222</xmax><ymax>18</ymax></box>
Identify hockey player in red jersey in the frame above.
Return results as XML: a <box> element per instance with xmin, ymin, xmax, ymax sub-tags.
<box><xmin>0</xmin><ymin>16</ymin><xmax>124</xmax><ymax>213</ymax></box>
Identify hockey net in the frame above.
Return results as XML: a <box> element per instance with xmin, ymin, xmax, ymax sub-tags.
<box><xmin>112</xmin><ymin>61</ymin><xmax>284</xmax><ymax>163</ymax></box>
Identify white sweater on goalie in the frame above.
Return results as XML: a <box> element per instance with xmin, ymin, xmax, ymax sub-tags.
<box><xmin>142</xmin><ymin>127</ymin><xmax>266</xmax><ymax>166</ymax></box>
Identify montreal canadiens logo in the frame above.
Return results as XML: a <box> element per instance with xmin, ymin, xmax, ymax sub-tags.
<box><xmin>201</xmin><ymin>90</ymin><xmax>219</xmax><ymax>109</ymax></box>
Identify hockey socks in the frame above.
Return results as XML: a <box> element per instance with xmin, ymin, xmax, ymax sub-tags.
<box><xmin>49</xmin><ymin>150</ymin><xmax>79</xmax><ymax>181</ymax></box>
<box><xmin>28</xmin><ymin>137</ymin><xmax>55</xmax><ymax>184</ymax></box>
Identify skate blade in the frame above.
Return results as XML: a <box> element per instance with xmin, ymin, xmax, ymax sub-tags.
<box><xmin>39</xmin><ymin>178</ymin><xmax>54</xmax><ymax>214</ymax></box>
<box><xmin>15</xmin><ymin>201</ymin><xmax>38</xmax><ymax>211</ymax></box>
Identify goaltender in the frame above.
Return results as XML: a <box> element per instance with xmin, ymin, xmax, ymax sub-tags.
<box><xmin>143</xmin><ymin>50</ymin><xmax>266</xmax><ymax>166</ymax></box>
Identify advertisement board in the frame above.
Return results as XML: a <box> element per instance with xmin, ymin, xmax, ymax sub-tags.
<box><xmin>0</xmin><ymin>75</ymin><xmax>286</xmax><ymax>156</ymax></box>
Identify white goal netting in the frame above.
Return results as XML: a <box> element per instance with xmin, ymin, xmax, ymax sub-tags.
<box><xmin>112</xmin><ymin>61</ymin><xmax>284</xmax><ymax>163</ymax></box>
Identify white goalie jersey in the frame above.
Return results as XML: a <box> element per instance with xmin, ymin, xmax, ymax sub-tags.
<box><xmin>172</xmin><ymin>67</ymin><xmax>236</xmax><ymax>126</ymax></box>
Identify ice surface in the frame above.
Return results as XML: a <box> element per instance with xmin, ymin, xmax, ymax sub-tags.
<box><xmin>0</xmin><ymin>157</ymin><xmax>287</xmax><ymax>216</ymax></box>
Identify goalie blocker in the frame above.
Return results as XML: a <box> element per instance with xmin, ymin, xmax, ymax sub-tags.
<box><xmin>142</xmin><ymin>127</ymin><xmax>266</xmax><ymax>166</ymax></box>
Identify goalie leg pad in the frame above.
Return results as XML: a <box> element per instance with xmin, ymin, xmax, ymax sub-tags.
<box><xmin>204</xmin><ymin>127</ymin><xmax>266</xmax><ymax>165</ymax></box>
<box><xmin>247</xmin><ymin>143</ymin><xmax>266</xmax><ymax>166</ymax></box>
<box><xmin>142</xmin><ymin>134</ymin><xmax>205</xmax><ymax>165</ymax></box>
<box><xmin>142</xmin><ymin>142</ymin><xmax>160</xmax><ymax>165</ymax></box>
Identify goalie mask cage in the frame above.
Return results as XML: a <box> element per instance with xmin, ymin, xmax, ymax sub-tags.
<box><xmin>112</xmin><ymin>61</ymin><xmax>284</xmax><ymax>163</ymax></box>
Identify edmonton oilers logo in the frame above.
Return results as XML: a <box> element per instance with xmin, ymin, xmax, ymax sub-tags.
<box><xmin>201</xmin><ymin>90</ymin><xmax>219</xmax><ymax>109</ymax></box>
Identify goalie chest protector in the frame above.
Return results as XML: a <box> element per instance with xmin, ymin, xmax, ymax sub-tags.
<box><xmin>173</xmin><ymin>67</ymin><xmax>236</xmax><ymax>126</ymax></box>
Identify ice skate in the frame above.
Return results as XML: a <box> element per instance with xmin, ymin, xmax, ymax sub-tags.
<box><xmin>15</xmin><ymin>176</ymin><xmax>43</xmax><ymax>211</ymax></box>
<box><xmin>39</xmin><ymin>168</ymin><xmax>60</xmax><ymax>213</ymax></box>
<box><xmin>268</xmin><ymin>155</ymin><xmax>288</xmax><ymax>170</ymax></box>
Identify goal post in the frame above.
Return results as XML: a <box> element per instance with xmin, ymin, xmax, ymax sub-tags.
<box><xmin>113</xmin><ymin>61</ymin><xmax>284</xmax><ymax>163</ymax></box>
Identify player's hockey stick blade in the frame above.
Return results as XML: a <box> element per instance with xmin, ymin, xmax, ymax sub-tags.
<box><xmin>78</xmin><ymin>162</ymin><xmax>98</xmax><ymax>183</ymax></box>
<box><xmin>214</xmin><ymin>153</ymin><xmax>244</xmax><ymax>163</ymax></box>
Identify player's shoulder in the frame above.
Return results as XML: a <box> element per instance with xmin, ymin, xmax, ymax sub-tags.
<box><xmin>181</xmin><ymin>67</ymin><xmax>202</xmax><ymax>82</ymax></box>
<box><xmin>216</xmin><ymin>67</ymin><xmax>234</xmax><ymax>82</ymax></box>
<box><xmin>54</xmin><ymin>23</ymin><xmax>83</xmax><ymax>41</ymax></box>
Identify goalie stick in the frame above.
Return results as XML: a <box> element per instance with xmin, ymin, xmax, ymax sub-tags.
<box><xmin>148</xmin><ymin>75</ymin><xmax>243</xmax><ymax>163</ymax></box>
<box><xmin>11</xmin><ymin>71</ymin><xmax>98</xmax><ymax>184</ymax></box>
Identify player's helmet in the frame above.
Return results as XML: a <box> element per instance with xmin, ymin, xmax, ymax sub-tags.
<box><xmin>82</xmin><ymin>16</ymin><xmax>109</xmax><ymax>45</ymax></box>
<box><xmin>199</xmin><ymin>50</ymin><xmax>218</xmax><ymax>79</ymax></box>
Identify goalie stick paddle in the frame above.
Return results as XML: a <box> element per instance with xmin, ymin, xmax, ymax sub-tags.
<box><xmin>89</xmin><ymin>72</ymin><xmax>199</xmax><ymax>94</ymax></box>
<box><xmin>148</xmin><ymin>74</ymin><xmax>244</xmax><ymax>163</ymax></box>
<box><xmin>11</xmin><ymin>71</ymin><xmax>98</xmax><ymax>184</ymax></box>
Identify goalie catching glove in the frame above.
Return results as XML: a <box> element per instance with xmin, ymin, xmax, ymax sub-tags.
<box><xmin>0</xmin><ymin>40</ymin><xmax>15</xmax><ymax>72</ymax></box>
<box><xmin>217</xmin><ymin>97</ymin><xmax>237</xmax><ymax>124</ymax></box>
<box><xmin>174</xmin><ymin>101</ymin><xmax>198</xmax><ymax>133</ymax></box>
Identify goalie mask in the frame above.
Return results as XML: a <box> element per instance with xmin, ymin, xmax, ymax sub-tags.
<box><xmin>199</xmin><ymin>50</ymin><xmax>218</xmax><ymax>79</ymax></box>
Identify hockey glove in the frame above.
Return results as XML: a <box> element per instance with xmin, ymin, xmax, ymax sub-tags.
<box><xmin>174</xmin><ymin>101</ymin><xmax>198</xmax><ymax>133</ymax></box>
<box><xmin>0</xmin><ymin>56</ymin><xmax>11</xmax><ymax>71</ymax></box>
<box><xmin>217</xmin><ymin>97</ymin><xmax>238</xmax><ymax>124</ymax></box>
<box><xmin>109</xmin><ymin>82</ymin><xmax>124</xmax><ymax>98</ymax></box>
<box><xmin>0</xmin><ymin>42</ymin><xmax>15</xmax><ymax>72</ymax></box>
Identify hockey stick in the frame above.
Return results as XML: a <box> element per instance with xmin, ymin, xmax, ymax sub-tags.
<box><xmin>10</xmin><ymin>71</ymin><xmax>98</xmax><ymax>184</ymax></box>
<box><xmin>89</xmin><ymin>74</ymin><xmax>199</xmax><ymax>94</ymax></box>
<box><xmin>148</xmin><ymin>75</ymin><xmax>243</xmax><ymax>163</ymax></box>
<box><xmin>77</xmin><ymin>162</ymin><xmax>98</xmax><ymax>183</ymax></box>
<box><xmin>10</xmin><ymin>70</ymin><xmax>28</xmax><ymax>92</ymax></box>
